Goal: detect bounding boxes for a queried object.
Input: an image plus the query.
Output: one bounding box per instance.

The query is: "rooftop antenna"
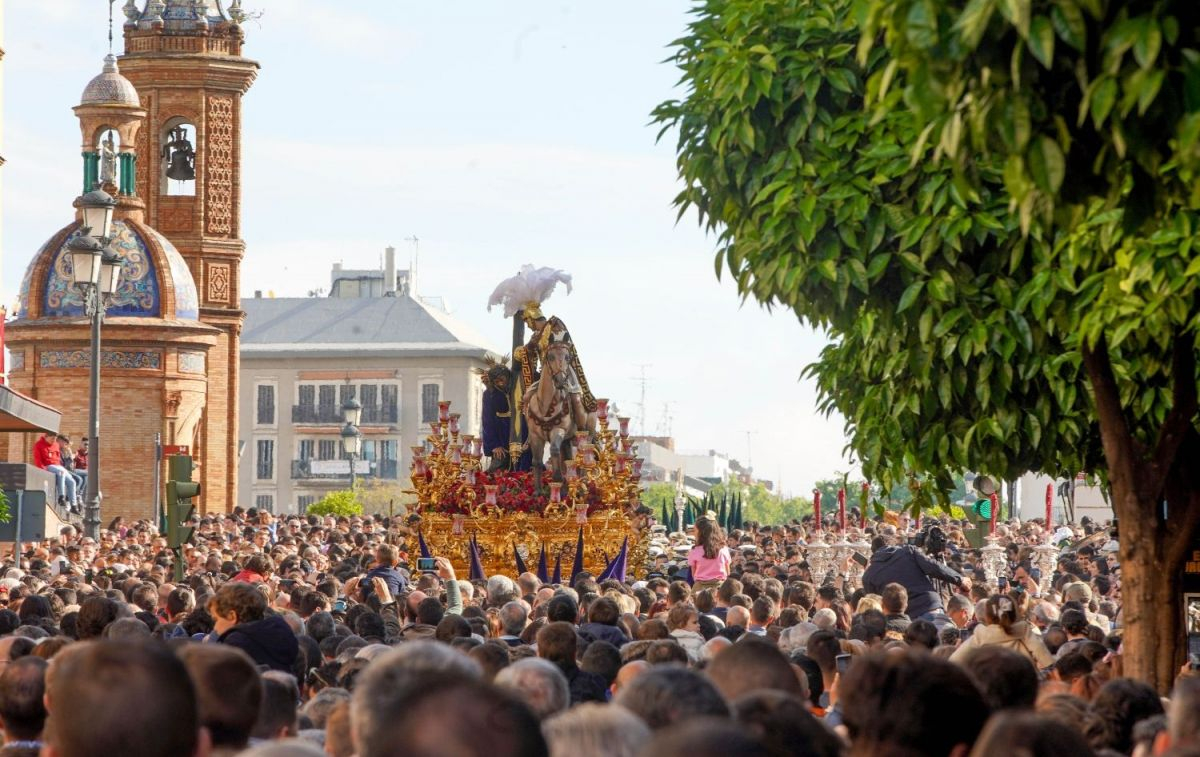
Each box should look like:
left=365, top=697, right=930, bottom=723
left=743, top=430, right=757, bottom=472
left=630, top=364, right=652, bottom=436
left=657, top=401, right=675, bottom=437
left=404, top=236, right=420, bottom=297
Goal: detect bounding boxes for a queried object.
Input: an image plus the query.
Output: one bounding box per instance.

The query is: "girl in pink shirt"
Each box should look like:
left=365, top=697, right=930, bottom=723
left=688, top=516, right=731, bottom=590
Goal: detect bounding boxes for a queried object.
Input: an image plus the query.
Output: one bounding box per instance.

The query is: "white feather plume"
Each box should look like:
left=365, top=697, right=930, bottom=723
left=487, top=265, right=573, bottom=318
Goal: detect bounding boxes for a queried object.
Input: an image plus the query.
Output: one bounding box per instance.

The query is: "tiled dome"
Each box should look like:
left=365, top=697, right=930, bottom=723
left=80, top=54, right=140, bottom=107
left=15, top=219, right=199, bottom=322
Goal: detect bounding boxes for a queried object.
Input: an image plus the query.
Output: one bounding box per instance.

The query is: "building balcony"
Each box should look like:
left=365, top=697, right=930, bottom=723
left=291, top=405, right=399, bottom=424
left=291, top=458, right=400, bottom=481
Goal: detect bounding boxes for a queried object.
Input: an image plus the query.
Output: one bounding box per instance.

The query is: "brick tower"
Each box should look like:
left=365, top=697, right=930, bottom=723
left=118, top=0, right=259, bottom=513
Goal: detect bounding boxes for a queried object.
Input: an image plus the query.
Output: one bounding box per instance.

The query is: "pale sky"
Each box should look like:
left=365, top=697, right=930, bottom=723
left=1, top=1, right=856, bottom=495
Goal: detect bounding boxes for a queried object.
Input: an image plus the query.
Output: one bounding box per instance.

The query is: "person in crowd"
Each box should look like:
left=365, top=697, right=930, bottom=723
left=494, top=658, right=570, bottom=720
left=688, top=516, right=731, bottom=591
left=42, top=640, right=203, bottom=757
left=537, top=621, right=607, bottom=705
left=31, top=432, right=77, bottom=511
left=541, top=702, right=651, bottom=757
left=176, top=644, right=262, bottom=757
left=951, top=593, right=1054, bottom=669
left=210, top=581, right=300, bottom=672
left=0, top=656, right=47, bottom=757
left=863, top=531, right=970, bottom=621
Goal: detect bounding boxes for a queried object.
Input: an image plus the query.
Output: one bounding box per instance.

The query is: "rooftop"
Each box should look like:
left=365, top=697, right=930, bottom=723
left=241, top=293, right=498, bottom=359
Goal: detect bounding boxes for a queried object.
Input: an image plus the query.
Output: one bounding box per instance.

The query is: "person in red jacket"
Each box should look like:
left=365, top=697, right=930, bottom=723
left=31, top=431, right=77, bottom=509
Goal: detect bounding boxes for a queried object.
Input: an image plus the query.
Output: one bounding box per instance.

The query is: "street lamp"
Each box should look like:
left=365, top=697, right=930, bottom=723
left=340, top=394, right=362, bottom=489
left=68, top=187, right=122, bottom=539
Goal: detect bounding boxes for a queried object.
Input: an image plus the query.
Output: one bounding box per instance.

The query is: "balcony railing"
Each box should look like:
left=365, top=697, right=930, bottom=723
left=291, top=458, right=400, bottom=480
left=292, top=405, right=399, bottom=424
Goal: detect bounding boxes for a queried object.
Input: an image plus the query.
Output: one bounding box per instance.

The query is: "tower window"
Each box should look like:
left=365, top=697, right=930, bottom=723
left=161, top=120, right=197, bottom=196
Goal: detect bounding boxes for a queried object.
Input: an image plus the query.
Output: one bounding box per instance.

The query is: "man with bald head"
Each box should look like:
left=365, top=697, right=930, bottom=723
left=726, top=605, right=751, bottom=629
left=610, top=660, right=649, bottom=697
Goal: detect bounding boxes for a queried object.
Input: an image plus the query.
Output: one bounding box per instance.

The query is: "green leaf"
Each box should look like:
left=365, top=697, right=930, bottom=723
left=1027, top=15, right=1055, bottom=68
left=1028, top=135, right=1066, bottom=193
left=1132, top=18, right=1162, bottom=69
left=906, top=0, right=940, bottom=49
left=1001, top=0, right=1032, bottom=38
left=1090, top=77, right=1117, bottom=128
left=1051, top=0, right=1086, bottom=50
left=1137, top=69, right=1164, bottom=115
left=956, top=0, right=997, bottom=49
left=898, top=280, right=926, bottom=313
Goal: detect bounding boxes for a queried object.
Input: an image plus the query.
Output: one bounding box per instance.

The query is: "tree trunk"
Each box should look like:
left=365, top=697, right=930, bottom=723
left=1083, top=341, right=1200, bottom=693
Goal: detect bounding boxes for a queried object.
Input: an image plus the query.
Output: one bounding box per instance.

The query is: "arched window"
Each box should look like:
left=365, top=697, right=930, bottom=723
left=161, top=118, right=197, bottom=196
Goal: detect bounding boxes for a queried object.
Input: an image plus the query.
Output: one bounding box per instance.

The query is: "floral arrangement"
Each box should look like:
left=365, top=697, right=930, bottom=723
left=422, top=469, right=612, bottom=516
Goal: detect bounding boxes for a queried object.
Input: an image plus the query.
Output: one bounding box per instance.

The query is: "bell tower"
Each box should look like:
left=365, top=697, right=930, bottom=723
left=118, top=0, right=258, bottom=513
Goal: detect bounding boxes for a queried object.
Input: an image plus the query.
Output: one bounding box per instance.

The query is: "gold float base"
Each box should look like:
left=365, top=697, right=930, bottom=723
left=416, top=508, right=642, bottom=580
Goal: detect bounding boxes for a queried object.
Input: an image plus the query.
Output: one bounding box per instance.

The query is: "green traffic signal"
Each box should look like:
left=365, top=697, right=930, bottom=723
left=166, top=454, right=201, bottom=581
left=973, top=498, right=992, bottom=519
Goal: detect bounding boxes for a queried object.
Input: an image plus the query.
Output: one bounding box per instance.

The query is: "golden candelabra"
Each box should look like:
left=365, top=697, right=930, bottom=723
left=409, top=399, right=649, bottom=578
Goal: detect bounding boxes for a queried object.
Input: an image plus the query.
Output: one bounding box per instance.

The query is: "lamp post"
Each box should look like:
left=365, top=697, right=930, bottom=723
left=340, top=394, right=362, bottom=490
left=68, top=188, right=120, bottom=540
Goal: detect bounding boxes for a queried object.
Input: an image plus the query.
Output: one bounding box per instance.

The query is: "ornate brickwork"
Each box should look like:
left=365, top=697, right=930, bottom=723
left=207, top=261, right=231, bottom=304
left=9, top=352, right=24, bottom=372
left=165, top=390, right=183, bottom=418
left=157, top=196, right=195, bottom=233
left=135, top=93, right=151, bottom=196
left=206, top=96, right=234, bottom=236
left=179, top=351, right=206, bottom=374
left=40, top=350, right=162, bottom=370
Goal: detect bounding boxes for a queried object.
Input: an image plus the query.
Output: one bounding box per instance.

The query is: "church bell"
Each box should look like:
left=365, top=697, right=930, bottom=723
left=163, top=126, right=196, bottom=182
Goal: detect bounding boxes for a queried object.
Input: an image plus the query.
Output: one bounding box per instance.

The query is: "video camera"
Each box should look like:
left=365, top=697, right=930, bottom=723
left=912, top=525, right=948, bottom=557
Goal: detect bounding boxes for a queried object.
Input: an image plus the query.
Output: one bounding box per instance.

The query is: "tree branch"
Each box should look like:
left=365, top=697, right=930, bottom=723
left=1082, top=339, right=1142, bottom=501
left=1149, top=335, right=1198, bottom=498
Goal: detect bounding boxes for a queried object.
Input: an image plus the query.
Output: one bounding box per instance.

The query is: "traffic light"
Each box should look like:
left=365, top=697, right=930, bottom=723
left=972, top=498, right=992, bottom=520
left=166, top=454, right=201, bottom=581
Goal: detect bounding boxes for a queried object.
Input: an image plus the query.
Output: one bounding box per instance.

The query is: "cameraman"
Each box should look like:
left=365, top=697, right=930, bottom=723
left=862, top=529, right=970, bottom=624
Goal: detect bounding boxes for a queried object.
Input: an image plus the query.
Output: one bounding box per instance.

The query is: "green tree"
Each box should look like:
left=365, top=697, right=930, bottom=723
left=654, top=0, right=1200, bottom=689
left=706, top=478, right=813, bottom=525
left=307, top=490, right=363, bottom=518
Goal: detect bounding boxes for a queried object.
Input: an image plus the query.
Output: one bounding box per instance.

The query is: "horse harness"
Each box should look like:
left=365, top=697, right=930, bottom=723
left=526, top=386, right=571, bottom=433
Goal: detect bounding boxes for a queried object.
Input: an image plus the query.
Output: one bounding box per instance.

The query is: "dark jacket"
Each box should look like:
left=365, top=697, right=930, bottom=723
left=363, top=565, right=409, bottom=601
left=862, top=545, right=964, bottom=620
left=559, top=663, right=608, bottom=705
left=577, top=622, right=629, bottom=650
left=218, top=614, right=299, bottom=673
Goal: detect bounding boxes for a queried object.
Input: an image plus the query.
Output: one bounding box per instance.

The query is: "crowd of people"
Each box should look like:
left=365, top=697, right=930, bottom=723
left=0, top=505, right=1195, bottom=757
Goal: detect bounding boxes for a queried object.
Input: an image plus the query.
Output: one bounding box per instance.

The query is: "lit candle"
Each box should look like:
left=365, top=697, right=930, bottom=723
left=812, top=490, right=822, bottom=532
left=438, top=400, right=451, bottom=423
left=595, top=398, right=609, bottom=420
left=449, top=444, right=462, bottom=464
left=617, top=416, right=631, bottom=436
left=549, top=482, right=562, bottom=503
left=463, top=468, right=477, bottom=485
left=860, top=482, right=869, bottom=529
left=448, top=413, right=461, bottom=436
left=837, top=488, right=846, bottom=532
left=564, top=460, right=578, bottom=479
left=484, top=485, right=498, bottom=506
left=1045, top=482, right=1053, bottom=528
